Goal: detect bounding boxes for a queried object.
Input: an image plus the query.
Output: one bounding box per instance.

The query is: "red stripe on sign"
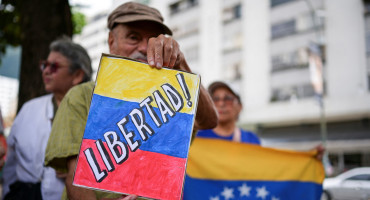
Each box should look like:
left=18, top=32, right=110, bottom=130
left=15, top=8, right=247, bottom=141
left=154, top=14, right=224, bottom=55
left=73, top=139, right=186, bottom=200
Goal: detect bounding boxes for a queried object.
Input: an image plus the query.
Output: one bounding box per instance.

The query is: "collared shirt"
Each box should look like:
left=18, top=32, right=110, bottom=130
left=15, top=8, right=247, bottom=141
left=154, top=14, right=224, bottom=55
left=45, top=82, right=121, bottom=199
left=2, top=94, right=64, bottom=200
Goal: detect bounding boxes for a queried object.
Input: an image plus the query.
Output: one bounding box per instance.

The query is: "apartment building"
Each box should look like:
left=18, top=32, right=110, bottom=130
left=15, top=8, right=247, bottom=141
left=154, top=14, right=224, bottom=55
left=167, top=0, right=370, bottom=172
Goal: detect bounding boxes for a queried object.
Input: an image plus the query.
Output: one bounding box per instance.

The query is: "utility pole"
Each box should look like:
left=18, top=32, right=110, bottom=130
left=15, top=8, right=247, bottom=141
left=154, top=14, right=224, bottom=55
left=303, top=0, right=332, bottom=176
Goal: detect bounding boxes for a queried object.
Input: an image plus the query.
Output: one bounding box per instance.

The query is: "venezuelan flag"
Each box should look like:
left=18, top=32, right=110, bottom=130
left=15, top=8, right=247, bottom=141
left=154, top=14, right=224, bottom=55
left=73, top=55, right=200, bottom=200
left=184, top=138, right=325, bottom=200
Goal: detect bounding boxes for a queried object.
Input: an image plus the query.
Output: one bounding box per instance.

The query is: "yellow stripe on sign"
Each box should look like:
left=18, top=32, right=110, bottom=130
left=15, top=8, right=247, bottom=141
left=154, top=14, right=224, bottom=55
left=187, top=138, right=325, bottom=184
left=94, top=56, right=200, bottom=114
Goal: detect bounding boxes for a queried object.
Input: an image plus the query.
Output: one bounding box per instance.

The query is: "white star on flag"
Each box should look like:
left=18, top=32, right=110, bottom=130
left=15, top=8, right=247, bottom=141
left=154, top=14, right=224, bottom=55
left=238, top=183, right=251, bottom=197
left=256, top=186, right=269, bottom=199
left=221, top=187, right=234, bottom=200
left=210, top=196, right=220, bottom=200
left=271, top=196, right=280, bottom=200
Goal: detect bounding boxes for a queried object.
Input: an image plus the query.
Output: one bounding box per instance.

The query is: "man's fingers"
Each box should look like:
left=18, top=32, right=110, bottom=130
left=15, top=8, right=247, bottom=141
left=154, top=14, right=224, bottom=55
left=168, top=42, right=179, bottom=68
left=147, top=38, right=156, bottom=67
left=162, top=39, right=174, bottom=68
left=147, top=35, right=183, bottom=69
left=153, top=36, right=164, bottom=69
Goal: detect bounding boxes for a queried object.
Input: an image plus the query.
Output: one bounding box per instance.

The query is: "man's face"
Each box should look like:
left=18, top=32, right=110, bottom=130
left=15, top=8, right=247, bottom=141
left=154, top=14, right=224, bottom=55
left=211, top=87, right=242, bottom=124
left=108, top=21, right=164, bottom=63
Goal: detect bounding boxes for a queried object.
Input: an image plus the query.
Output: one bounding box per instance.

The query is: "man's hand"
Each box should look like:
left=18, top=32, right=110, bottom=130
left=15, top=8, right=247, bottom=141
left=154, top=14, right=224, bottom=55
left=146, top=34, right=218, bottom=130
left=66, top=156, right=98, bottom=200
left=67, top=157, right=138, bottom=200
left=313, top=144, right=325, bottom=161
left=147, top=34, right=186, bottom=70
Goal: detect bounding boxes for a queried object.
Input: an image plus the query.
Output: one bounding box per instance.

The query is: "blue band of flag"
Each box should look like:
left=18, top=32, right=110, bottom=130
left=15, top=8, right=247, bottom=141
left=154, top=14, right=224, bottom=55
left=183, top=175, right=323, bottom=200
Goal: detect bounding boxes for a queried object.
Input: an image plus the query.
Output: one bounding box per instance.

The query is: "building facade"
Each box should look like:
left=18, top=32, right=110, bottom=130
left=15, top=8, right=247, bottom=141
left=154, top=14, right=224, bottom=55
left=167, top=0, right=370, bottom=174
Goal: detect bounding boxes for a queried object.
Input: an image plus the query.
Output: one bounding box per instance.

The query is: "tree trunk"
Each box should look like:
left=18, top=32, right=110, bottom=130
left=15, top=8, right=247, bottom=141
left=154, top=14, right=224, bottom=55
left=17, top=0, right=72, bottom=112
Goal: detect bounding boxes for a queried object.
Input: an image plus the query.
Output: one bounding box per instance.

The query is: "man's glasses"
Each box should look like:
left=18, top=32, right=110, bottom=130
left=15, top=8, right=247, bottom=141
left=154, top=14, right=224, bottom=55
left=39, top=60, right=61, bottom=73
left=212, top=95, right=236, bottom=105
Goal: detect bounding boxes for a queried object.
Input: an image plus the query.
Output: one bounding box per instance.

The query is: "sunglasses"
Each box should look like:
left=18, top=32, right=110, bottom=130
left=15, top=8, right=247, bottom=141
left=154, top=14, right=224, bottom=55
left=212, top=95, right=236, bottom=105
left=39, top=60, right=62, bottom=73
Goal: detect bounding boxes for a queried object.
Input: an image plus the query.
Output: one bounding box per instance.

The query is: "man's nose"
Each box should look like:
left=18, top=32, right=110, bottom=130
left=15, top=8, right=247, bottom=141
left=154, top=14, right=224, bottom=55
left=137, top=38, right=149, bottom=54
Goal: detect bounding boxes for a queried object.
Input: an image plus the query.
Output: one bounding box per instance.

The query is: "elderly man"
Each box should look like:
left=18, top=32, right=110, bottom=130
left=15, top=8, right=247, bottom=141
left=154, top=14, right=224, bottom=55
left=44, top=2, right=217, bottom=200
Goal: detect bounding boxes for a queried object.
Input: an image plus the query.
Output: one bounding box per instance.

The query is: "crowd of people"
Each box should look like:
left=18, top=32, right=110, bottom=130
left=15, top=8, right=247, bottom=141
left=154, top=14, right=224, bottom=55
left=0, top=2, right=324, bottom=200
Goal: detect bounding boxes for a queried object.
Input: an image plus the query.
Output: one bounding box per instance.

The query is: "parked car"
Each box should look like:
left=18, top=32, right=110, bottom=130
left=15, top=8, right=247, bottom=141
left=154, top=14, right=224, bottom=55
left=321, top=167, right=370, bottom=200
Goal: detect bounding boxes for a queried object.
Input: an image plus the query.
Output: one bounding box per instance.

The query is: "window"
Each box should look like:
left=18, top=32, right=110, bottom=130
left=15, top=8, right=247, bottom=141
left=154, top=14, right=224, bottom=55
left=170, top=0, right=199, bottom=15
left=364, top=5, right=370, bottom=91
left=271, top=48, right=309, bottom=72
left=271, top=19, right=296, bottom=39
left=234, top=4, right=241, bottom=19
left=223, top=4, right=242, bottom=24
left=170, top=2, right=180, bottom=15
left=171, top=20, right=199, bottom=39
left=271, top=12, right=324, bottom=41
left=271, top=0, right=297, bottom=7
left=234, top=63, right=242, bottom=80
left=347, top=174, right=370, bottom=181
left=270, top=84, right=315, bottom=102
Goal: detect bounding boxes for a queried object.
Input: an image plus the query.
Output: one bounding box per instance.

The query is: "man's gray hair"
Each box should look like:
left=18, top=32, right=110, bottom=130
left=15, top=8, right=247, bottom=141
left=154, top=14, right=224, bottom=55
left=49, top=36, right=92, bottom=82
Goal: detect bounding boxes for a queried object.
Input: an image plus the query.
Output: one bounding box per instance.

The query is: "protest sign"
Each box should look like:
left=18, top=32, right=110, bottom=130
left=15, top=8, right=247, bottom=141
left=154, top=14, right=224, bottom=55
left=73, top=54, right=200, bottom=200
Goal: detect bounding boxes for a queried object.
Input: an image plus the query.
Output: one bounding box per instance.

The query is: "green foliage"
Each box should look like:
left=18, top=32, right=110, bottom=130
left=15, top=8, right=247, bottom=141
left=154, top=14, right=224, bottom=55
left=0, top=2, right=22, bottom=65
left=0, top=2, right=86, bottom=64
left=72, top=8, right=86, bottom=35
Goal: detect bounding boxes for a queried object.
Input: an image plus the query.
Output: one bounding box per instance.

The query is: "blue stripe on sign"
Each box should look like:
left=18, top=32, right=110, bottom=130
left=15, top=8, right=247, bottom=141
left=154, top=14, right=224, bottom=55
left=83, top=94, right=195, bottom=158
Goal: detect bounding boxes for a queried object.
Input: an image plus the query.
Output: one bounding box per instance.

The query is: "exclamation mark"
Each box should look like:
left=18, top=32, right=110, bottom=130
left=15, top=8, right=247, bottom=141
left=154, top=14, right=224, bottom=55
left=176, top=73, right=192, bottom=107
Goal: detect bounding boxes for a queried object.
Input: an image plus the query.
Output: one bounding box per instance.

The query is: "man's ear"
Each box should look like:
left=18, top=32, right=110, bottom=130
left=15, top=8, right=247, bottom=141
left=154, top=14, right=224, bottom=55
left=72, top=69, right=85, bottom=85
left=108, top=31, right=115, bottom=53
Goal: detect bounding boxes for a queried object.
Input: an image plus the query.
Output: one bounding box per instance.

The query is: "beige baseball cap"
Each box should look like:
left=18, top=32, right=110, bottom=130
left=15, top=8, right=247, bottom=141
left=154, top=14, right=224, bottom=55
left=107, top=2, right=172, bottom=35
left=208, top=81, right=241, bottom=104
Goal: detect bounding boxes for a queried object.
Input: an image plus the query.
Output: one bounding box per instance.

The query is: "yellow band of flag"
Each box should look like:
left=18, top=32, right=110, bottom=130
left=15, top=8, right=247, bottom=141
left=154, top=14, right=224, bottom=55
left=187, top=138, right=325, bottom=184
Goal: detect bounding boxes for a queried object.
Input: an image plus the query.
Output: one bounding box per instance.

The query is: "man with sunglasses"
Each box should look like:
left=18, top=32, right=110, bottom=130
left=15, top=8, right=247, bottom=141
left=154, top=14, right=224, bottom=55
left=197, top=81, right=261, bottom=144
left=44, top=2, right=218, bottom=200
left=2, top=36, right=92, bottom=200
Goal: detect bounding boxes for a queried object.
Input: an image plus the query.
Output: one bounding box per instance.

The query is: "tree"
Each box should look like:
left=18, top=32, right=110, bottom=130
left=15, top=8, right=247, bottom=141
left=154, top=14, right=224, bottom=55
left=72, top=8, right=87, bottom=35
left=1, top=0, right=74, bottom=112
